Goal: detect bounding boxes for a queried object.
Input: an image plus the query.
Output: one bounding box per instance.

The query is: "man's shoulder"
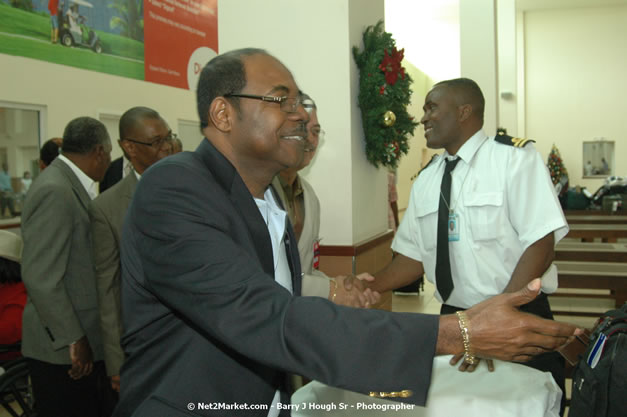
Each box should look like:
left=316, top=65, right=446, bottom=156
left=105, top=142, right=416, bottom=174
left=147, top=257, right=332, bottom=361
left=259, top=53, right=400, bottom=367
left=91, top=175, right=134, bottom=212
left=493, top=134, right=536, bottom=149
left=411, top=154, right=440, bottom=182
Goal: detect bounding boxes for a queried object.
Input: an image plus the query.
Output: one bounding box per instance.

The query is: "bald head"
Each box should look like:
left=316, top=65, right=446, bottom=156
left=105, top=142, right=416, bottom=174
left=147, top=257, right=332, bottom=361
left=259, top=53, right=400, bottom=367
left=119, top=107, right=162, bottom=139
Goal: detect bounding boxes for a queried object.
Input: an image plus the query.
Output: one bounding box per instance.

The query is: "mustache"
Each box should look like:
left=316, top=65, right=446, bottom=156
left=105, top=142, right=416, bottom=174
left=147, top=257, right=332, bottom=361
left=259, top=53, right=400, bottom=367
left=288, top=123, right=307, bottom=138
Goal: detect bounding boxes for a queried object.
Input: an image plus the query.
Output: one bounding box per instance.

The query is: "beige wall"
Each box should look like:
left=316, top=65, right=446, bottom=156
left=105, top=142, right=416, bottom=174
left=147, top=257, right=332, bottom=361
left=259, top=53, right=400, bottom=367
left=394, top=61, right=437, bottom=216
left=0, top=54, right=199, bottom=163
left=523, top=4, right=627, bottom=192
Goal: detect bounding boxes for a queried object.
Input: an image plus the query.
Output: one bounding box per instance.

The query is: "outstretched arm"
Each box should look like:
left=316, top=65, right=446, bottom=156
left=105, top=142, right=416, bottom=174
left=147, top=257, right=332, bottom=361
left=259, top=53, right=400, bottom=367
left=371, top=253, right=424, bottom=293
left=437, top=279, right=580, bottom=361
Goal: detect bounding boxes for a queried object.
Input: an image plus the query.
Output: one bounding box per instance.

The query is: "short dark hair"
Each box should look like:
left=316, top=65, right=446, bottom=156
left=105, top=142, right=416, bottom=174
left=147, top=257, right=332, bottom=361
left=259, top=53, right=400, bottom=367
left=119, top=106, right=162, bottom=139
left=40, top=138, right=62, bottom=166
left=61, top=117, right=110, bottom=155
left=0, top=258, right=21, bottom=284
left=434, top=78, right=485, bottom=122
left=196, top=48, right=268, bottom=129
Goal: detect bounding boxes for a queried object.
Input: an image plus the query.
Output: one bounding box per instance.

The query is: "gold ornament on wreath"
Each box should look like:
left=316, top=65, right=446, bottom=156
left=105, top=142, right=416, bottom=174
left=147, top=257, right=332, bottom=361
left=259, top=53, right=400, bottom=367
left=383, top=110, right=396, bottom=127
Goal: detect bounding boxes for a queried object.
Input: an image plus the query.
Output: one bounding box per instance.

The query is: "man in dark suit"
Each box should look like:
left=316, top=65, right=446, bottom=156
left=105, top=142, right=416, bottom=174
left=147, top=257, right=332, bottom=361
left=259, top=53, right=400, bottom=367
left=21, top=116, right=113, bottom=417
left=89, top=106, right=173, bottom=394
left=98, top=156, right=124, bottom=193
left=114, top=49, right=579, bottom=417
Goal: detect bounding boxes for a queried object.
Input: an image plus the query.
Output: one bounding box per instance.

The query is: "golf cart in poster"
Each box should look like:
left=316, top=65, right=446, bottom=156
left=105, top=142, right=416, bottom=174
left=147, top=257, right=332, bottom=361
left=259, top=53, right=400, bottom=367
left=59, top=0, right=102, bottom=53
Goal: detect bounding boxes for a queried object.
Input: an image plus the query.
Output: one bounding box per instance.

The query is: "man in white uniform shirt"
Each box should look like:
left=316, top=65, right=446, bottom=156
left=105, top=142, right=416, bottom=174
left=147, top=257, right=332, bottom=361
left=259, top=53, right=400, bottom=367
left=371, top=78, right=568, bottom=415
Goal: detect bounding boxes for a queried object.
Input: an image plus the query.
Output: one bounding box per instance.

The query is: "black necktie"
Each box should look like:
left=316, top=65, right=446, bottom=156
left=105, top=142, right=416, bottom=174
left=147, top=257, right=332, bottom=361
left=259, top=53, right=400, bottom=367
left=436, top=158, right=460, bottom=302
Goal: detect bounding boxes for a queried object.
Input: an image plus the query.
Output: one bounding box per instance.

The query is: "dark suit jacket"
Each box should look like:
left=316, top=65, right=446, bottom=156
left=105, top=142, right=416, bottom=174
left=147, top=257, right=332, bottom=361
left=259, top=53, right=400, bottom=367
left=114, top=139, right=438, bottom=416
left=89, top=172, right=138, bottom=376
left=21, top=157, right=103, bottom=364
left=99, top=156, right=123, bottom=193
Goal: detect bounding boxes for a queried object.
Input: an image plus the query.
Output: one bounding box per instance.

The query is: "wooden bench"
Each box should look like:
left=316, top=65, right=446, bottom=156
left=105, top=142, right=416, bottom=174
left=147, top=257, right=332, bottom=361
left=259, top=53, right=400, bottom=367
left=565, top=224, right=627, bottom=242
left=564, top=210, right=622, bottom=216
left=555, top=242, right=627, bottom=263
left=553, top=260, right=627, bottom=317
left=566, top=214, right=627, bottom=224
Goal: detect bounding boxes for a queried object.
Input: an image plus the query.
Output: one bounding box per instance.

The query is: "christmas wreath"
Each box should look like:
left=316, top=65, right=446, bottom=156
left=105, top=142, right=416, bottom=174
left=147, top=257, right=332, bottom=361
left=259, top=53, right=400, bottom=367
left=352, top=20, right=418, bottom=169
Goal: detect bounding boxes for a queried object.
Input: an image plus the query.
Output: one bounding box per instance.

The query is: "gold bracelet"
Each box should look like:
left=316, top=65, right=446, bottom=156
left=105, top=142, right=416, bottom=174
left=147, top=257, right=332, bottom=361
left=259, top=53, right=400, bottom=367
left=455, top=311, right=478, bottom=365
left=329, top=278, right=338, bottom=302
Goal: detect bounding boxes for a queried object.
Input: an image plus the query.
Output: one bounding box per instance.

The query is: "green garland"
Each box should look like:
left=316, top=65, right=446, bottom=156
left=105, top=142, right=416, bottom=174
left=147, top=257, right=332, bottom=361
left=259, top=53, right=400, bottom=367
left=352, top=20, right=418, bottom=169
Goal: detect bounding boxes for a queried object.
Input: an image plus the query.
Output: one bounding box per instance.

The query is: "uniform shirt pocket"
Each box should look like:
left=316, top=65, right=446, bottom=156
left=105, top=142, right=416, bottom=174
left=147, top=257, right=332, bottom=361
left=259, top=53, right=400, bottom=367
left=464, top=192, right=504, bottom=241
left=415, top=200, right=439, bottom=250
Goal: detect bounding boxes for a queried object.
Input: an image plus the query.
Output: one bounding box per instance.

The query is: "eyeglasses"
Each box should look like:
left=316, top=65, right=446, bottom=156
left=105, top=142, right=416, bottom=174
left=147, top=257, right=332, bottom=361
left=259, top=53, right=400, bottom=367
left=302, top=98, right=316, bottom=115
left=122, top=131, right=176, bottom=149
left=224, top=93, right=304, bottom=114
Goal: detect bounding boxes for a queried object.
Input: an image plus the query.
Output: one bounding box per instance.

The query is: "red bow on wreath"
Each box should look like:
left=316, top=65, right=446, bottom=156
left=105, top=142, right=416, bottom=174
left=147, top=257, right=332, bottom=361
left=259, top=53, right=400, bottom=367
left=379, top=48, right=406, bottom=85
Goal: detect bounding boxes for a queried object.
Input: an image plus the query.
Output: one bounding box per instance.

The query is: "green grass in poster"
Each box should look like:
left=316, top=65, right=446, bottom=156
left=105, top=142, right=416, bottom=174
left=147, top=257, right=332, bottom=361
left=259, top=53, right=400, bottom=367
left=0, top=33, right=144, bottom=79
left=0, top=2, right=144, bottom=79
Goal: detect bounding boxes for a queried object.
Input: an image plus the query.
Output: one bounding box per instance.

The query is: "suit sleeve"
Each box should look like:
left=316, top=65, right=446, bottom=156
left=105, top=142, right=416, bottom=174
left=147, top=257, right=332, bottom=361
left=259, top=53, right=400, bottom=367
left=89, top=199, right=124, bottom=376
left=21, top=183, right=84, bottom=350
left=129, top=163, right=438, bottom=405
left=301, top=270, right=331, bottom=298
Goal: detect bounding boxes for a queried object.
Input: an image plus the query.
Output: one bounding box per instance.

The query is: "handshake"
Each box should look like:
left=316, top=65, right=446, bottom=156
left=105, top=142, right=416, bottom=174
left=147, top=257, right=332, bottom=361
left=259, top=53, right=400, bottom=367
left=327, top=273, right=380, bottom=308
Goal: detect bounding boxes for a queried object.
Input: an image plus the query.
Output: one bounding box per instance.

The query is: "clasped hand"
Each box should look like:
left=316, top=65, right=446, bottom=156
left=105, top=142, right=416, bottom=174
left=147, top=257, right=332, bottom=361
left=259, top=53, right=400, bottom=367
left=330, top=273, right=380, bottom=308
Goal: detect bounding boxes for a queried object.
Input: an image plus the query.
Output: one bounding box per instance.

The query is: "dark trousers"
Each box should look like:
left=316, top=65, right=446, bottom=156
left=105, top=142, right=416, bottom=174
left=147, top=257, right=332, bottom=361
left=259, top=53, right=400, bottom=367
left=28, top=358, right=117, bottom=417
left=441, top=293, right=566, bottom=417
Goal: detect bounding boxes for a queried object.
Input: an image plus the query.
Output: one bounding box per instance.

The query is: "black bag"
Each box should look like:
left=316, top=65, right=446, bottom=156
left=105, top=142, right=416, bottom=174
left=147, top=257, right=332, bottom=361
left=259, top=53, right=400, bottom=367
left=569, top=304, right=627, bottom=417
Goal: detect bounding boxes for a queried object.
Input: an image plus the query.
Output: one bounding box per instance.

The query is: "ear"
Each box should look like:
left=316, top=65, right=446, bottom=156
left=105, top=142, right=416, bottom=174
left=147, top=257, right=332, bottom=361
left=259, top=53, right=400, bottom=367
left=209, top=98, right=233, bottom=133
left=119, top=140, right=136, bottom=158
left=458, top=104, right=473, bottom=123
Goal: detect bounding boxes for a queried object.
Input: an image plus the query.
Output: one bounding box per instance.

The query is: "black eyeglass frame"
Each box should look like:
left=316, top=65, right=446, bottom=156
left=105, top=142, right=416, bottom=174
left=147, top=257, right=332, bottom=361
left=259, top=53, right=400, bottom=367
left=121, top=131, right=177, bottom=148
left=224, top=93, right=304, bottom=113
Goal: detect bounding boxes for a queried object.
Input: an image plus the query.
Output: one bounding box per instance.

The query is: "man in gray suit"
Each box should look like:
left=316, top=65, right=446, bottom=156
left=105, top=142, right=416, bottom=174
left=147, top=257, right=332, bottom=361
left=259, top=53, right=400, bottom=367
left=21, top=116, right=113, bottom=417
left=89, top=107, right=173, bottom=393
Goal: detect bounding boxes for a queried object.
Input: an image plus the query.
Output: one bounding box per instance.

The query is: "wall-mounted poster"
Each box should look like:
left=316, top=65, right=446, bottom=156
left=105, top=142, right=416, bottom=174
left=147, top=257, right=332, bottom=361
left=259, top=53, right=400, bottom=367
left=0, top=0, right=218, bottom=90
left=583, top=140, right=614, bottom=178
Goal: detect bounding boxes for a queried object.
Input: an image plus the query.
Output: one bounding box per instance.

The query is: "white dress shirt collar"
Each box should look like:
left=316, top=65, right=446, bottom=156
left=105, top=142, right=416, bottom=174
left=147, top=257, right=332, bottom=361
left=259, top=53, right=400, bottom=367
left=58, top=154, right=98, bottom=200
left=254, top=187, right=292, bottom=417
left=441, top=128, right=488, bottom=165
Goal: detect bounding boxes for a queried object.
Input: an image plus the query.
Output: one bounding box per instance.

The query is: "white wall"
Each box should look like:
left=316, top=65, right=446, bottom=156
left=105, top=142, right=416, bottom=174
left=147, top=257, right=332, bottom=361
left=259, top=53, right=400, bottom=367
left=524, top=5, right=627, bottom=191
left=0, top=54, right=199, bottom=162
left=385, top=1, right=459, bottom=215
left=219, top=0, right=387, bottom=245
left=459, top=0, right=498, bottom=135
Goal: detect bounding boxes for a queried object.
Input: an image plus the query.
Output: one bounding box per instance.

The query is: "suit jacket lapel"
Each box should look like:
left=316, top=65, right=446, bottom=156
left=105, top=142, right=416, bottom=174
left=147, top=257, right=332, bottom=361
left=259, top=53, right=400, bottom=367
left=195, top=139, right=275, bottom=278
left=121, top=172, right=138, bottom=202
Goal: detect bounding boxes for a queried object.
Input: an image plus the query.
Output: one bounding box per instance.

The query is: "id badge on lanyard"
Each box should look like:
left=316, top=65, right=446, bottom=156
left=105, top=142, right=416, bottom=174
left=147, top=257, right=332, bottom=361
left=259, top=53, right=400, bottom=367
left=448, top=213, right=460, bottom=241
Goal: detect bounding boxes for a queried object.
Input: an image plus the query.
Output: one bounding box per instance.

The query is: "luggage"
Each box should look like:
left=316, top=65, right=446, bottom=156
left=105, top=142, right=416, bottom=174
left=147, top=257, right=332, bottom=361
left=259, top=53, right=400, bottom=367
left=568, top=304, right=627, bottom=417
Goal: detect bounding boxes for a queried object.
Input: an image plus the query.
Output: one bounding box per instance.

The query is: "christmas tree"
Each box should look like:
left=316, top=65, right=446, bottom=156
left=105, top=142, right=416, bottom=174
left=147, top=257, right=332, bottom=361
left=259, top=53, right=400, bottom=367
left=547, top=144, right=568, bottom=195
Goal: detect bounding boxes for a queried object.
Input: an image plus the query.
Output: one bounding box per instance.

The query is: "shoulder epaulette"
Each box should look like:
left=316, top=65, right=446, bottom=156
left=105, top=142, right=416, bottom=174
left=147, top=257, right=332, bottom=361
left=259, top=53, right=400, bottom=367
left=494, top=134, right=535, bottom=148
left=410, top=154, right=438, bottom=181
